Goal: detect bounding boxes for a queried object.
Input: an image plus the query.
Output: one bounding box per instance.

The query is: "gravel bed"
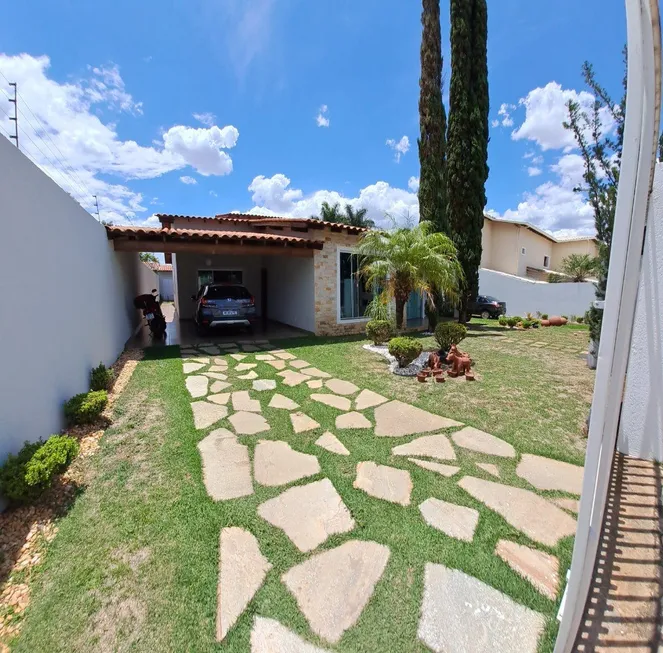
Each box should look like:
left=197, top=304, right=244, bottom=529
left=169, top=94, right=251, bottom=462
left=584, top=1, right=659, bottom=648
left=363, top=343, right=430, bottom=376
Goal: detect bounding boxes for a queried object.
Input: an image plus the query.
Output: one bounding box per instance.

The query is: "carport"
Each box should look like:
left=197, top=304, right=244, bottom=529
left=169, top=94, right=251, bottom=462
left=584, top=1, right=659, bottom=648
left=106, top=224, right=323, bottom=344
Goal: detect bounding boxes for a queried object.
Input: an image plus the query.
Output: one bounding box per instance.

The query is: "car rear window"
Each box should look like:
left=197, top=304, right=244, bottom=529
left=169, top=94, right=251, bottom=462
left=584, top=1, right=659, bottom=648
left=205, top=285, right=251, bottom=300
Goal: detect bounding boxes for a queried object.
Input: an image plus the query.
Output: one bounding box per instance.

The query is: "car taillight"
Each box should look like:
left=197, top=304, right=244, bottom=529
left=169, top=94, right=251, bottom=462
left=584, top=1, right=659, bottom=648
left=201, top=298, right=209, bottom=306
left=249, top=295, right=255, bottom=306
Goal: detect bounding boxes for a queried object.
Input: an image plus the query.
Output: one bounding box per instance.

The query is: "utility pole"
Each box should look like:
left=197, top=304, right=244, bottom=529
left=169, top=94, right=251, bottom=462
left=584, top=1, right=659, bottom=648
left=93, top=195, right=101, bottom=221
left=8, top=82, right=18, bottom=149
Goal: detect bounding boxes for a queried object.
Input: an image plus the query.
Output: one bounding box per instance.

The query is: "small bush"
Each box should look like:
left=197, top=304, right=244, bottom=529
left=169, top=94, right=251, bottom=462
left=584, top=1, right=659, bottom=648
left=25, top=436, right=79, bottom=487
left=562, top=315, right=568, bottom=320
left=90, top=362, right=114, bottom=392
left=434, top=322, right=468, bottom=351
left=569, top=314, right=577, bottom=324
left=388, top=337, right=423, bottom=367
left=576, top=315, right=584, bottom=324
left=521, top=319, right=533, bottom=329
left=0, top=441, right=43, bottom=503
left=506, top=316, right=519, bottom=328
left=498, top=315, right=508, bottom=327
left=541, top=313, right=549, bottom=320
left=366, top=320, right=393, bottom=345
left=64, top=390, right=108, bottom=425
left=525, top=312, right=534, bottom=320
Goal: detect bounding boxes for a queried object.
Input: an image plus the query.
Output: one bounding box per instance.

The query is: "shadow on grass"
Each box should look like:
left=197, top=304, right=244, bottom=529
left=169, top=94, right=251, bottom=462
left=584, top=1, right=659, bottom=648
left=142, top=345, right=182, bottom=361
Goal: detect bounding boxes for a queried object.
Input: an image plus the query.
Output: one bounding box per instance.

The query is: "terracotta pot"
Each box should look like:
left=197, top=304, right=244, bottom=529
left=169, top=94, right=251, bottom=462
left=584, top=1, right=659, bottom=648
left=549, top=316, right=565, bottom=326
left=434, top=374, right=445, bottom=383
left=421, top=369, right=431, bottom=377
left=417, top=372, right=427, bottom=383
left=540, top=319, right=550, bottom=327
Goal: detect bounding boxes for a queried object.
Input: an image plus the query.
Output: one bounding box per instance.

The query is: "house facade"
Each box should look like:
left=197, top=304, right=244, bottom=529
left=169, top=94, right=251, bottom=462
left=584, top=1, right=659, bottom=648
left=481, top=215, right=598, bottom=281
left=106, top=214, right=377, bottom=337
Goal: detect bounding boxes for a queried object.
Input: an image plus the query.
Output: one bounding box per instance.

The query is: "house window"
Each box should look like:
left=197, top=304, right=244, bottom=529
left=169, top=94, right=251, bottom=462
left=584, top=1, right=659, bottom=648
left=197, top=270, right=243, bottom=288
left=339, top=251, right=370, bottom=320
left=543, top=255, right=550, bottom=268
left=521, top=247, right=526, bottom=255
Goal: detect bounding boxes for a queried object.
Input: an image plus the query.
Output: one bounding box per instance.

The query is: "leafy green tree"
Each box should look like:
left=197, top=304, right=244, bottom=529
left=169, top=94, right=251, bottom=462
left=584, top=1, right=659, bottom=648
left=343, top=204, right=375, bottom=229
left=356, top=222, right=463, bottom=331
left=446, top=0, right=490, bottom=322
left=417, top=0, right=448, bottom=232
left=140, top=252, right=158, bottom=264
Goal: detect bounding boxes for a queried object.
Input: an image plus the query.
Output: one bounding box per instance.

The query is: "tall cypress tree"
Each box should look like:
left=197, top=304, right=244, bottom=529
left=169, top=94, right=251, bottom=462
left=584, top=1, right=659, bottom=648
left=417, top=0, right=448, bottom=233
left=446, top=0, right=489, bottom=321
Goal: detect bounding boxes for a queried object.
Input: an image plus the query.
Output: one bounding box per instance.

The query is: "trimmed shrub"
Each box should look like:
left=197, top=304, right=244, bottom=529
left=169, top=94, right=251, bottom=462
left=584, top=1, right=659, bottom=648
left=498, top=315, right=508, bottom=327
left=0, top=441, right=43, bottom=503
left=506, top=316, right=519, bottom=328
left=576, top=315, right=584, bottom=324
left=25, top=436, right=79, bottom=487
left=521, top=319, right=533, bottom=329
left=388, top=337, right=423, bottom=367
left=90, top=362, right=114, bottom=392
left=366, top=320, right=393, bottom=346
left=64, top=390, right=108, bottom=425
left=541, top=313, right=549, bottom=320
left=434, top=322, right=468, bottom=352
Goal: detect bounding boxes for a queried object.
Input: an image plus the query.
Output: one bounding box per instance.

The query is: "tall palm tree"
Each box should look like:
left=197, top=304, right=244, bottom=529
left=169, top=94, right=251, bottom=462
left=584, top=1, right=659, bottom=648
left=356, top=221, right=463, bottom=330
left=559, top=254, right=600, bottom=282
left=312, top=201, right=347, bottom=223
left=343, top=204, right=375, bottom=229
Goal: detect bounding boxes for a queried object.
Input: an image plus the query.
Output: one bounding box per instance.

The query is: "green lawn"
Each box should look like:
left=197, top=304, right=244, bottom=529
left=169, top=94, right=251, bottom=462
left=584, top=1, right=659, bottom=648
left=12, top=321, right=593, bottom=653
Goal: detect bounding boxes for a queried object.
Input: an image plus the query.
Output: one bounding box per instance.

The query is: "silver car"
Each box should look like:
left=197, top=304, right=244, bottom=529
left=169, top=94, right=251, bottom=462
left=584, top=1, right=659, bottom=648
left=193, top=284, right=257, bottom=332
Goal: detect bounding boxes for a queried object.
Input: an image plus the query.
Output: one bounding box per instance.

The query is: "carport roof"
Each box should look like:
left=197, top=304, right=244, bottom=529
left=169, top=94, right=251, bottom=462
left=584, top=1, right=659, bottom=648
left=105, top=225, right=324, bottom=250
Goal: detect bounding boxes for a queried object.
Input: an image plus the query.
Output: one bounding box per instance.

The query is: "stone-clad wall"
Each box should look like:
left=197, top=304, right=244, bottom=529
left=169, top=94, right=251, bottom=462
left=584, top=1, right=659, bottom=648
left=314, top=231, right=367, bottom=336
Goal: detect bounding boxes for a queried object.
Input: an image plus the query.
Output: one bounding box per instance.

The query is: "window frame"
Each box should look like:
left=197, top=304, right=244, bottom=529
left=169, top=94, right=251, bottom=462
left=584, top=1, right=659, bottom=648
left=543, top=255, right=550, bottom=268
left=336, top=247, right=371, bottom=324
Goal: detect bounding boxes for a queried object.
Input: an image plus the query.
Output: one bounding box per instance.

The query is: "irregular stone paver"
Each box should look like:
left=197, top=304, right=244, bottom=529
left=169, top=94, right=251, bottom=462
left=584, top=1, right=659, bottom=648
left=306, top=379, right=323, bottom=389
left=311, top=393, right=352, bottom=411
left=282, top=540, right=390, bottom=644
left=255, top=354, right=275, bottom=361
left=191, top=357, right=210, bottom=364
left=203, top=372, right=228, bottom=381
left=418, top=563, right=545, bottom=653
left=392, top=434, right=456, bottom=461
left=325, top=379, right=360, bottom=396
left=516, top=454, right=584, bottom=495
left=218, top=343, right=237, bottom=349
left=200, top=346, right=220, bottom=355
left=254, top=440, right=321, bottom=487
left=191, top=401, right=228, bottom=429
left=210, top=380, right=231, bottom=393
left=458, top=477, right=577, bottom=546
left=354, top=389, right=388, bottom=410
left=265, top=359, right=287, bottom=370
left=476, top=462, right=500, bottom=478
left=238, top=370, right=259, bottom=380
left=495, top=540, right=560, bottom=600
left=231, top=391, right=261, bottom=413
left=212, top=358, right=229, bottom=366
left=300, top=367, right=332, bottom=378
left=451, top=426, right=516, bottom=458
left=229, top=411, right=270, bottom=435
left=250, top=617, right=329, bottom=653
left=290, top=359, right=310, bottom=369
left=186, top=375, right=209, bottom=398
left=241, top=344, right=260, bottom=352
left=374, top=400, right=462, bottom=437
left=253, top=379, right=276, bottom=391
left=315, top=432, right=350, bottom=456
left=273, top=351, right=297, bottom=360
left=235, top=362, right=257, bottom=372
left=290, top=411, right=320, bottom=433
left=208, top=392, right=231, bottom=406
left=230, top=353, right=247, bottom=361
left=217, top=528, right=271, bottom=641
left=408, top=458, right=460, bottom=477
left=258, top=478, right=355, bottom=552
left=336, top=411, right=372, bottom=430
left=198, top=429, right=253, bottom=500
left=278, top=369, right=310, bottom=387
left=552, top=497, right=579, bottom=513
left=183, top=362, right=206, bottom=374
left=419, top=498, right=479, bottom=542
left=354, top=461, right=412, bottom=506
left=268, top=394, right=299, bottom=410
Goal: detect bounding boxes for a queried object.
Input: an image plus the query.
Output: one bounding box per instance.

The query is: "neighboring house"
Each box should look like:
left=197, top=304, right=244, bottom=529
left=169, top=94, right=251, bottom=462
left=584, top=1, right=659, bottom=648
left=106, top=214, right=371, bottom=336
left=146, top=262, right=174, bottom=300
left=481, top=215, right=598, bottom=281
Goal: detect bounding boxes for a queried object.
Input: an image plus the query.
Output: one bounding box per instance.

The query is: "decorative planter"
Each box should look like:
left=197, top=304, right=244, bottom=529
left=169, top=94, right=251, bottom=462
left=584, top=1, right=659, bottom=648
left=434, top=374, right=445, bottom=383
left=417, top=372, right=428, bottom=383
left=549, top=316, right=566, bottom=326
left=541, top=319, right=551, bottom=327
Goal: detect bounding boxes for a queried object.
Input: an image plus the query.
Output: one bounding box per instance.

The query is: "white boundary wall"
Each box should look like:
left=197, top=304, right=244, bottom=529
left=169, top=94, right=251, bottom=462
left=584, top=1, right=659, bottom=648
left=618, top=163, right=663, bottom=459
left=0, top=136, right=156, bottom=489
left=479, top=268, right=596, bottom=317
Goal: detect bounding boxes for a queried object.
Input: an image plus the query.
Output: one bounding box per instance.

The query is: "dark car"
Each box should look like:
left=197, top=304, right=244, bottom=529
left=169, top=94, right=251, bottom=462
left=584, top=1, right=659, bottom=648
left=469, top=295, right=507, bottom=319
left=193, top=284, right=257, bottom=332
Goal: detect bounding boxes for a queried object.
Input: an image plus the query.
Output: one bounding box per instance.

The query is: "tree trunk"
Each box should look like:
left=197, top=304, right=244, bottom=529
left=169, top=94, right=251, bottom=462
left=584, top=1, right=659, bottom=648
left=395, top=296, right=406, bottom=331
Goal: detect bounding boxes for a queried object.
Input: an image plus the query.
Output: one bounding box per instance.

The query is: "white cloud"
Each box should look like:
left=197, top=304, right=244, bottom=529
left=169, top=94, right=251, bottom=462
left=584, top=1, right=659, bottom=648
left=246, top=173, right=419, bottom=228
left=180, top=175, right=198, bottom=185
left=492, top=102, right=516, bottom=128
left=316, top=104, right=330, bottom=128
left=527, top=167, right=542, bottom=177
left=210, top=190, right=218, bottom=197
left=0, top=53, right=240, bottom=224
left=386, top=135, right=410, bottom=162
left=524, top=152, right=544, bottom=165
left=193, top=112, right=216, bottom=127
left=550, top=153, right=585, bottom=188
left=511, top=81, right=615, bottom=151
left=408, top=176, right=420, bottom=192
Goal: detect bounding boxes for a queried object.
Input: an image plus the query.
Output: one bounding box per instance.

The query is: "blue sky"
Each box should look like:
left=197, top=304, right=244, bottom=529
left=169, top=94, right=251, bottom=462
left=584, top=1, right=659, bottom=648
left=0, top=0, right=626, bottom=236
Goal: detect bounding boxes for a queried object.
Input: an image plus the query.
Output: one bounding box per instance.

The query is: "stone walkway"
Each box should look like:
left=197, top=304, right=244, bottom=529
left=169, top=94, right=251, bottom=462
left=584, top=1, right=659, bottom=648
left=180, top=342, right=584, bottom=651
